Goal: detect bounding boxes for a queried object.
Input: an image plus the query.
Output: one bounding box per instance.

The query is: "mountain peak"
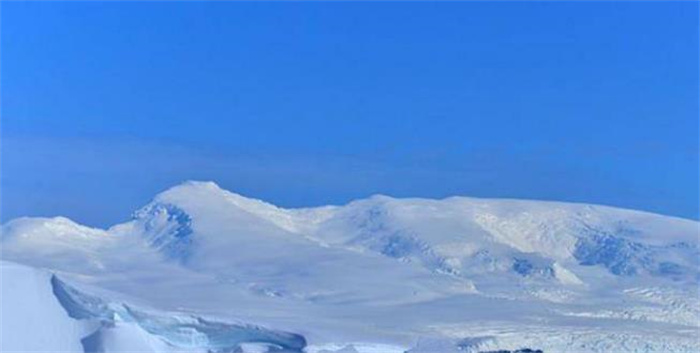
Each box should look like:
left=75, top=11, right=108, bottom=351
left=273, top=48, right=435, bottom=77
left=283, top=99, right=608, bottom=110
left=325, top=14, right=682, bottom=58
left=154, top=180, right=275, bottom=211
left=148, top=180, right=309, bottom=234
left=157, top=180, right=225, bottom=197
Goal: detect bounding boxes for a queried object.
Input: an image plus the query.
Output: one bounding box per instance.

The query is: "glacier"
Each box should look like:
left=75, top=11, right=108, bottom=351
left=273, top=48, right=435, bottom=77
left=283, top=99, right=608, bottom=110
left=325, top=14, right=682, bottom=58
left=1, top=181, right=699, bottom=352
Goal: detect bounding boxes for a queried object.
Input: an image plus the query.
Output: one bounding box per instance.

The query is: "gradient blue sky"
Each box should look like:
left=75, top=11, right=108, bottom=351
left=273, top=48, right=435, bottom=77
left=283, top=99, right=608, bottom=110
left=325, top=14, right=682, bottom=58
left=2, top=1, right=698, bottom=227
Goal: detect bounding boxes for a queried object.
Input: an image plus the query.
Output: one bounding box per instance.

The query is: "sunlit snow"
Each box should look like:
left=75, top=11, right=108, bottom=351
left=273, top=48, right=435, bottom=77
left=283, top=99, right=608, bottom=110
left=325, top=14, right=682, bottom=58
left=1, top=181, right=698, bottom=352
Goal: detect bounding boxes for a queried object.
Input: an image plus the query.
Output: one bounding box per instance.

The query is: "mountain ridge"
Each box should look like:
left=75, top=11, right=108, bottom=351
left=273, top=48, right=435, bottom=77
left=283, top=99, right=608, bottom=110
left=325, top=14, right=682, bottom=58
left=1, top=180, right=698, bottom=352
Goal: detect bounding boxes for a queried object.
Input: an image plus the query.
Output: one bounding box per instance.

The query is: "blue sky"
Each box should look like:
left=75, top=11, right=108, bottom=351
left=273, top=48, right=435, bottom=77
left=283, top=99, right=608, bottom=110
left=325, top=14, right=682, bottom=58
left=2, top=1, right=698, bottom=227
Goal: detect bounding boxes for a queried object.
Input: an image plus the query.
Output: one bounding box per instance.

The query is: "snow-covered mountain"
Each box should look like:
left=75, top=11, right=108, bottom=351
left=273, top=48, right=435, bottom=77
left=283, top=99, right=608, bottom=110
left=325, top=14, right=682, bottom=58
left=1, top=181, right=699, bottom=352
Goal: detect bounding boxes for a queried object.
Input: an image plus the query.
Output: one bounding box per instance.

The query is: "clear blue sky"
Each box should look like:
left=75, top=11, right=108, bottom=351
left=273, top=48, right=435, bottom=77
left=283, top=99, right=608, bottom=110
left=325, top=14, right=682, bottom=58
left=1, top=1, right=698, bottom=227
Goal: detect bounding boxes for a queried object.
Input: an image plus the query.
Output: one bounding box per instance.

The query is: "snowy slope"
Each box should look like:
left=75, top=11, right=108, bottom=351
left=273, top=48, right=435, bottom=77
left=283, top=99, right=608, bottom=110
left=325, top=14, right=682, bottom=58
left=0, top=261, right=308, bottom=353
left=1, top=181, right=699, bottom=352
left=0, top=261, right=90, bottom=352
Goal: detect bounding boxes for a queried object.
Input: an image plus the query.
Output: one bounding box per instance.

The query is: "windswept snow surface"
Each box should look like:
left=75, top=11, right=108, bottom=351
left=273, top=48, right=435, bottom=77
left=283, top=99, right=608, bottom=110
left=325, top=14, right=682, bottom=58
left=1, top=181, right=699, bottom=352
